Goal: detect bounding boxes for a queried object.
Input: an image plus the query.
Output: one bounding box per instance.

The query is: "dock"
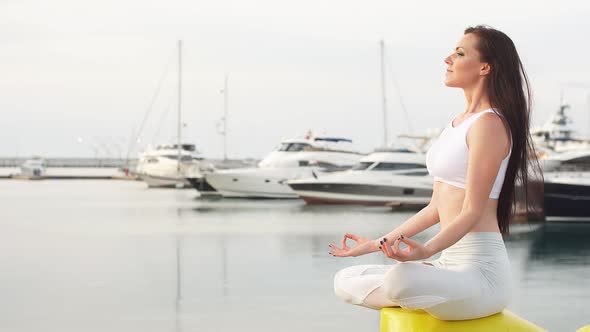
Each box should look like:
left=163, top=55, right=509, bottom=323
left=6, top=174, right=137, bottom=181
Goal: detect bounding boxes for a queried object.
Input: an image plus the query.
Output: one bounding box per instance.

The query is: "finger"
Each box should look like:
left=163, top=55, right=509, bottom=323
left=341, top=237, right=349, bottom=250
left=393, top=238, right=401, bottom=254
left=329, top=244, right=342, bottom=250
left=400, top=236, right=420, bottom=248
left=393, top=238, right=412, bottom=258
left=381, top=238, right=396, bottom=258
left=383, top=245, right=403, bottom=261
left=331, top=251, right=346, bottom=257
left=379, top=239, right=389, bottom=257
left=345, top=233, right=359, bottom=241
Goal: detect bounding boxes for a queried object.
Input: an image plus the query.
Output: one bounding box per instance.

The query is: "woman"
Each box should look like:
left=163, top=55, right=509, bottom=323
left=329, top=25, right=541, bottom=320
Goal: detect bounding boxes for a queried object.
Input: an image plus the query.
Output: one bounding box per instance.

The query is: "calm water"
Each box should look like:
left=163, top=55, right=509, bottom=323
left=0, top=179, right=588, bottom=331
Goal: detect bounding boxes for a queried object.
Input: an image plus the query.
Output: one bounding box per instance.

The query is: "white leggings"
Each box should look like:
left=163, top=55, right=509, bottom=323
left=333, top=232, right=512, bottom=320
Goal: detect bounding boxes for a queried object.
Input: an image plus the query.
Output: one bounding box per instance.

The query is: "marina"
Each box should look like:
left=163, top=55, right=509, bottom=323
left=3, top=1, right=590, bottom=330
left=0, top=179, right=588, bottom=331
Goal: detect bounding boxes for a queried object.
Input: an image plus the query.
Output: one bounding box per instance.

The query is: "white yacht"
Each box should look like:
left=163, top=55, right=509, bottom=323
left=204, top=134, right=364, bottom=198
left=287, top=148, right=432, bottom=205
left=136, top=144, right=211, bottom=188
left=532, top=103, right=590, bottom=153
left=20, top=157, right=46, bottom=177
left=541, top=148, right=590, bottom=171
left=532, top=102, right=590, bottom=171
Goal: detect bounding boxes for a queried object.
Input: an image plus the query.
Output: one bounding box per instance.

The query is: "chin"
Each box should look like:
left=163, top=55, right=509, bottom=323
left=444, top=80, right=459, bottom=88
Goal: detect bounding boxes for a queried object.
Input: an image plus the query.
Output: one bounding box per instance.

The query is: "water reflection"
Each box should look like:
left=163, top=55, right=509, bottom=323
left=504, top=222, right=590, bottom=331
left=175, top=201, right=590, bottom=331
left=527, top=223, right=590, bottom=265
left=6, top=179, right=583, bottom=332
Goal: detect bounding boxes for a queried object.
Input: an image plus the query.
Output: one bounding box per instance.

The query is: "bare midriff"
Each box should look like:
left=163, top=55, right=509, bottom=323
left=433, top=181, right=501, bottom=233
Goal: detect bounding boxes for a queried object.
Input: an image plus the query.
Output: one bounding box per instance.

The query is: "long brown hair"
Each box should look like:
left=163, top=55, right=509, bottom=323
left=464, top=25, right=543, bottom=234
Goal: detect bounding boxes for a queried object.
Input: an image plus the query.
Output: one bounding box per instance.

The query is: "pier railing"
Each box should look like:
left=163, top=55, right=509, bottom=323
left=0, top=158, right=137, bottom=168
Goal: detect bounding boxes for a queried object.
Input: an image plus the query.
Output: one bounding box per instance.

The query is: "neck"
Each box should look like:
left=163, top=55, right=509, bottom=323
left=463, top=79, right=491, bottom=114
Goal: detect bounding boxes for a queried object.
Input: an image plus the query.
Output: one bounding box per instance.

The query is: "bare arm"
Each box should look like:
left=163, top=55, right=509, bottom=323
left=381, top=201, right=440, bottom=243
left=335, top=191, right=440, bottom=257
left=424, top=113, right=509, bottom=256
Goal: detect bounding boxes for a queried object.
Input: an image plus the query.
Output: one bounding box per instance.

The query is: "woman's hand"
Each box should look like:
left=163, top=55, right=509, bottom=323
left=329, top=233, right=373, bottom=257
left=379, top=235, right=432, bottom=262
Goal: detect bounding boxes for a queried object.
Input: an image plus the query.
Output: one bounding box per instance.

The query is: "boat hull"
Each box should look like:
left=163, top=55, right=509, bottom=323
left=138, top=174, right=192, bottom=188
left=289, top=182, right=432, bottom=206
left=205, top=168, right=319, bottom=198
left=544, top=181, right=590, bottom=218
left=186, top=177, right=220, bottom=196
left=20, top=166, right=45, bottom=177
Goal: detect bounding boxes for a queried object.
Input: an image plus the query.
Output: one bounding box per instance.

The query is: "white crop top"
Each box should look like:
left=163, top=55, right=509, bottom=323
left=425, top=109, right=511, bottom=199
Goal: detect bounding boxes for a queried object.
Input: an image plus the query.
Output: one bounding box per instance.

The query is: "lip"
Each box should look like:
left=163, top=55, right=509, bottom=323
left=446, top=69, right=453, bottom=72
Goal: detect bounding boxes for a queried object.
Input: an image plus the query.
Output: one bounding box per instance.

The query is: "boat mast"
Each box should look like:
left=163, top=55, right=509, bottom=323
left=380, top=40, right=388, bottom=147
left=223, top=74, right=229, bottom=160
left=177, top=40, right=182, bottom=172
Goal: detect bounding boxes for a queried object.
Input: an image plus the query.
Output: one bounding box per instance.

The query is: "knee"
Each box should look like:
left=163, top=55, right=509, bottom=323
left=333, top=265, right=367, bottom=288
left=333, top=265, right=376, bottom=305
left=334, top=285, right=357, bottom=304
left=381, top=263, right=416, bottom=301
left=333, top=267, right=355, bottom=304
left=333, top=266, right=351, bottom=287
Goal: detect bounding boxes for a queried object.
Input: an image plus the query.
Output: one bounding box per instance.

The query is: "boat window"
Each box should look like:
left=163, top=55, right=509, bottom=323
left=402, top=170, right=430, bottom=176
left=147, top=157, right=159, bottom=163
left=372, top=163, right=424, bottom=171
left=278, top=143, right=312, bottom=152
left=566, top=155, right=590, bottom=165
left=351, top=162, right=373, bottom=170
left=162, top=155, right=188, bottom=160
left=181, top=144, right=196, bottom=152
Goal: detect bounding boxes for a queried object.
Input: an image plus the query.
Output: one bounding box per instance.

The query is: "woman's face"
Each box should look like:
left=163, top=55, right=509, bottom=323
left=444, top=33, right=489, bottom=88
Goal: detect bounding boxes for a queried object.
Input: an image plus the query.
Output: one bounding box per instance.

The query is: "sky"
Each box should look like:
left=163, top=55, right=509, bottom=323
left=1, top=0, right=589, bottom=159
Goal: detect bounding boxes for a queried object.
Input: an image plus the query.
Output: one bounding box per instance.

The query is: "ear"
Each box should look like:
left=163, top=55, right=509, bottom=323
left=480, top=63, right=491, bottom=76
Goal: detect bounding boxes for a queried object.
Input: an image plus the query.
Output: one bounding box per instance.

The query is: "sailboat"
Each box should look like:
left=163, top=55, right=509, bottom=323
left=136, top=41, right=210, bottom=188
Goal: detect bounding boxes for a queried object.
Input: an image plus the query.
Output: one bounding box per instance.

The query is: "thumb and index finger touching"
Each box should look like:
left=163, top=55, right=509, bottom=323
left=344, top=233, right=360, bottom=241
left=393, top=235, right=419, bottom=253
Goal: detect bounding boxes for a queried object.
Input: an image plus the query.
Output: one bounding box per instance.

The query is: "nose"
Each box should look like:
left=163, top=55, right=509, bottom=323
left=444, top=55, right=452, bottom=66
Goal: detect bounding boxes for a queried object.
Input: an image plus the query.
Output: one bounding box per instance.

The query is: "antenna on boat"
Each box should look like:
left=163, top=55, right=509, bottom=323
left=380, top=40, right=389, bottom=148
left=177, top=40, right=183, bottom=172
left=217, top=74, right=229, bottom=160
left=223, top=74, right=229, bottom=160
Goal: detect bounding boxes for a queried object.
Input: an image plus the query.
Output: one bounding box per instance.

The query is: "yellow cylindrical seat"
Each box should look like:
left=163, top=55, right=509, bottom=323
left=380, top=308, right=546, bottom=332
left=577, top=326, right=590, bottom=332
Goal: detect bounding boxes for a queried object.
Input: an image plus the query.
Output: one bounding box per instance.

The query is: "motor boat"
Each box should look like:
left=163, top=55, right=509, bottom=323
left=541, top=148, right=590, bottom=171
left=544, top=171, right=590, bottom=219
left=532, top=102, right=590, bottom=153
left=204, top=134, right=364, bottom=198
left=135, top=143, right=211, bottom=188
left=20, top=157, right=46, bottom=177
left=532, top=102, right=590, bottom=172
left=287, top=148, right=432, bottom=205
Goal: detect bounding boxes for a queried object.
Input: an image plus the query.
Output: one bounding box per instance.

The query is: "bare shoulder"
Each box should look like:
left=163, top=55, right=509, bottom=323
left=467, top=112, right=510, bottom=155
left=475, top=112, right=507, bottom=133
